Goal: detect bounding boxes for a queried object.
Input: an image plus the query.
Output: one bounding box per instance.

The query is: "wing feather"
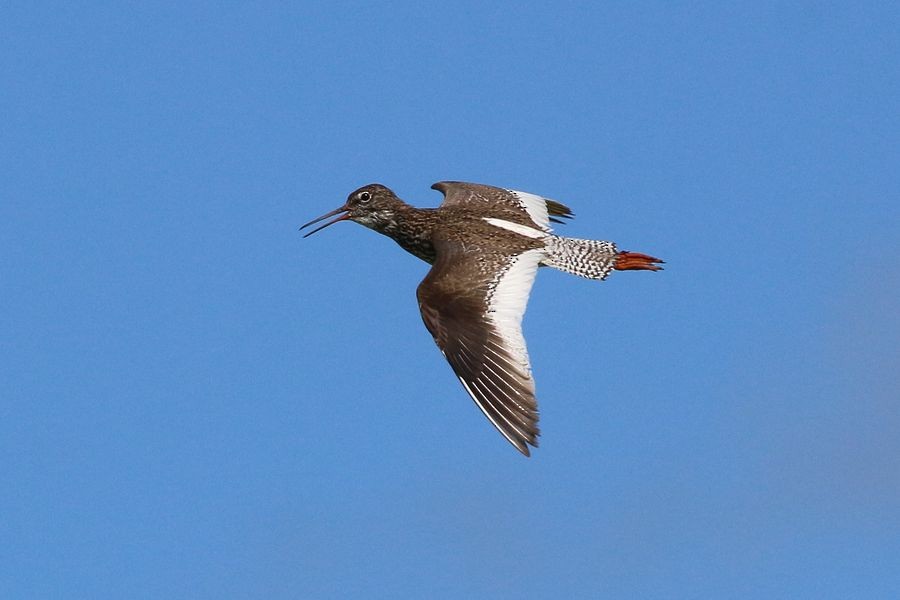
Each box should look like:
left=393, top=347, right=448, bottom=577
left=432, top=181, right=573, bottom=232
left=417, top=239, right=544, bottom=455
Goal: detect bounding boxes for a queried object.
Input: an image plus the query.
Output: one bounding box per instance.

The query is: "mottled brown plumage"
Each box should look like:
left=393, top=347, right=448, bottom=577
left=301, top=181, right=663, bottom=456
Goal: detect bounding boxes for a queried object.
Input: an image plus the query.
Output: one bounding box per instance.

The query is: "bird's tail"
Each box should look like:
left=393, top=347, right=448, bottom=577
left=544, top=236, right=663, bottom=281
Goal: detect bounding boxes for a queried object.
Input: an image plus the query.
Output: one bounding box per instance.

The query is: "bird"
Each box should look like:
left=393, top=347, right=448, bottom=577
left=301, top=181, right=662, bottom=456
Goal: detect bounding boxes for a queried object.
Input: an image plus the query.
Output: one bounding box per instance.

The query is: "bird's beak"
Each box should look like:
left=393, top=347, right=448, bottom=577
left=300, top=205, right=351, bottom=238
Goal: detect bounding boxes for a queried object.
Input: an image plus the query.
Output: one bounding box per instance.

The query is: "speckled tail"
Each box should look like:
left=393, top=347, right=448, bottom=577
left=543, top=236, right=620, bottom=281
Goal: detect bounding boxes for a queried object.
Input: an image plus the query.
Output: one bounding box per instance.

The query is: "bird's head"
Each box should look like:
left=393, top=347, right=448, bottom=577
left=300, top=184, right=404, bottom=237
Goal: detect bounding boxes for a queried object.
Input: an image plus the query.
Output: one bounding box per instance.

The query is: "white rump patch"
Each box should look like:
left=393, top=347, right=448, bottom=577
left=486, top=249, right=545, bottom=378
left=507, top=189, right=555, bottom=231
left=483, top=217, right=547, bottom=239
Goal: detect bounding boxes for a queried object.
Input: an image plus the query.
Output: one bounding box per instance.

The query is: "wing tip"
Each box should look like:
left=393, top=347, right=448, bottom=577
left=546, top=199, right=574, bottom=222
left=456, top=374, right=541, bottom=457
left=513, top=436, right=539, bottom=457
left=431, top=181, right=456, bottom=195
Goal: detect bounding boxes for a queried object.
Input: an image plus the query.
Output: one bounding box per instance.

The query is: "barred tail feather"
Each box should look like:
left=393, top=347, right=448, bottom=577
left=544, top=237, right=664, bottom=281
left=543, top=236, right=620, bottom=280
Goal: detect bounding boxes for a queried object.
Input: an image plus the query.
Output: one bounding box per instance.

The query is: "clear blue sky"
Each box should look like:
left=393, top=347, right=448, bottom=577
left=2, top=2, right=898, bottom=598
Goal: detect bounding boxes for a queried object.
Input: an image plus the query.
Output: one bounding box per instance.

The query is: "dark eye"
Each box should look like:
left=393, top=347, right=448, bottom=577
left=359, top=191, right=371, bottom=203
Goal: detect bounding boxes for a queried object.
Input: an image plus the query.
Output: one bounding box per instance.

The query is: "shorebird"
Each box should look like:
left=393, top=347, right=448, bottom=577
left=301, top=181, right=662, bottom=456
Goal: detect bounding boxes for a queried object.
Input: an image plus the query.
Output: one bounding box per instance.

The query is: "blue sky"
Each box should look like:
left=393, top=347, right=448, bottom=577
left=2, top=2, right=898, bottom=598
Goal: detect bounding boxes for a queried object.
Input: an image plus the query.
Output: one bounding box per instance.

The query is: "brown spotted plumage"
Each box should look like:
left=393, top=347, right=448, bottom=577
left=301, top=181, right=663, bottom=456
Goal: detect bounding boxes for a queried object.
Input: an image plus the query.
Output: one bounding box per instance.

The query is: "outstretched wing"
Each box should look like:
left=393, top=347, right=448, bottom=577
left=416, top=236, right=544, bottom=456
left=432, top=181, right=573, bottom=232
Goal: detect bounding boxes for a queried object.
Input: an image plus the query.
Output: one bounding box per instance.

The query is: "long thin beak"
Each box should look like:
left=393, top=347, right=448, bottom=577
left=299, top=206, right=351, bottom=238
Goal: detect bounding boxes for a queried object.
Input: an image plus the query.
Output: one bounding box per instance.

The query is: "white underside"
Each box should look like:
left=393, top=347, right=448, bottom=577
left=486, top=248, right=545, bottom=379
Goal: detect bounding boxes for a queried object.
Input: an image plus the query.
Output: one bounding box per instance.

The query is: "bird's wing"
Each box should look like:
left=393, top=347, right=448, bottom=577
left=416, top=236, right=544, bottom=456
left=431, top=181, right=573, bottom=232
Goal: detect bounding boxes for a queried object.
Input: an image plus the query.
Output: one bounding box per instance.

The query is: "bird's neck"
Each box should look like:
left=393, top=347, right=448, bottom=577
left=373, top=203, right=438, bottom=264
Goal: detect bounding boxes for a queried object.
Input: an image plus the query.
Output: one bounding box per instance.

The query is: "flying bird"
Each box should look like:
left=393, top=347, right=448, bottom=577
left=301, top=181, right=662, bottom=456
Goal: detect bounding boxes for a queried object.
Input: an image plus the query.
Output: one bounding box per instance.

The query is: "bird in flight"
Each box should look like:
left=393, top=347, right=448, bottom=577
left=301, top=181, right=662, bottom=456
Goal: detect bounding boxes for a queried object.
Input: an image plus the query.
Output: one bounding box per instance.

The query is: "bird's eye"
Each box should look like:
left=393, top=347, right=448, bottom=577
left=359, top=191, right=372, bottom=203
